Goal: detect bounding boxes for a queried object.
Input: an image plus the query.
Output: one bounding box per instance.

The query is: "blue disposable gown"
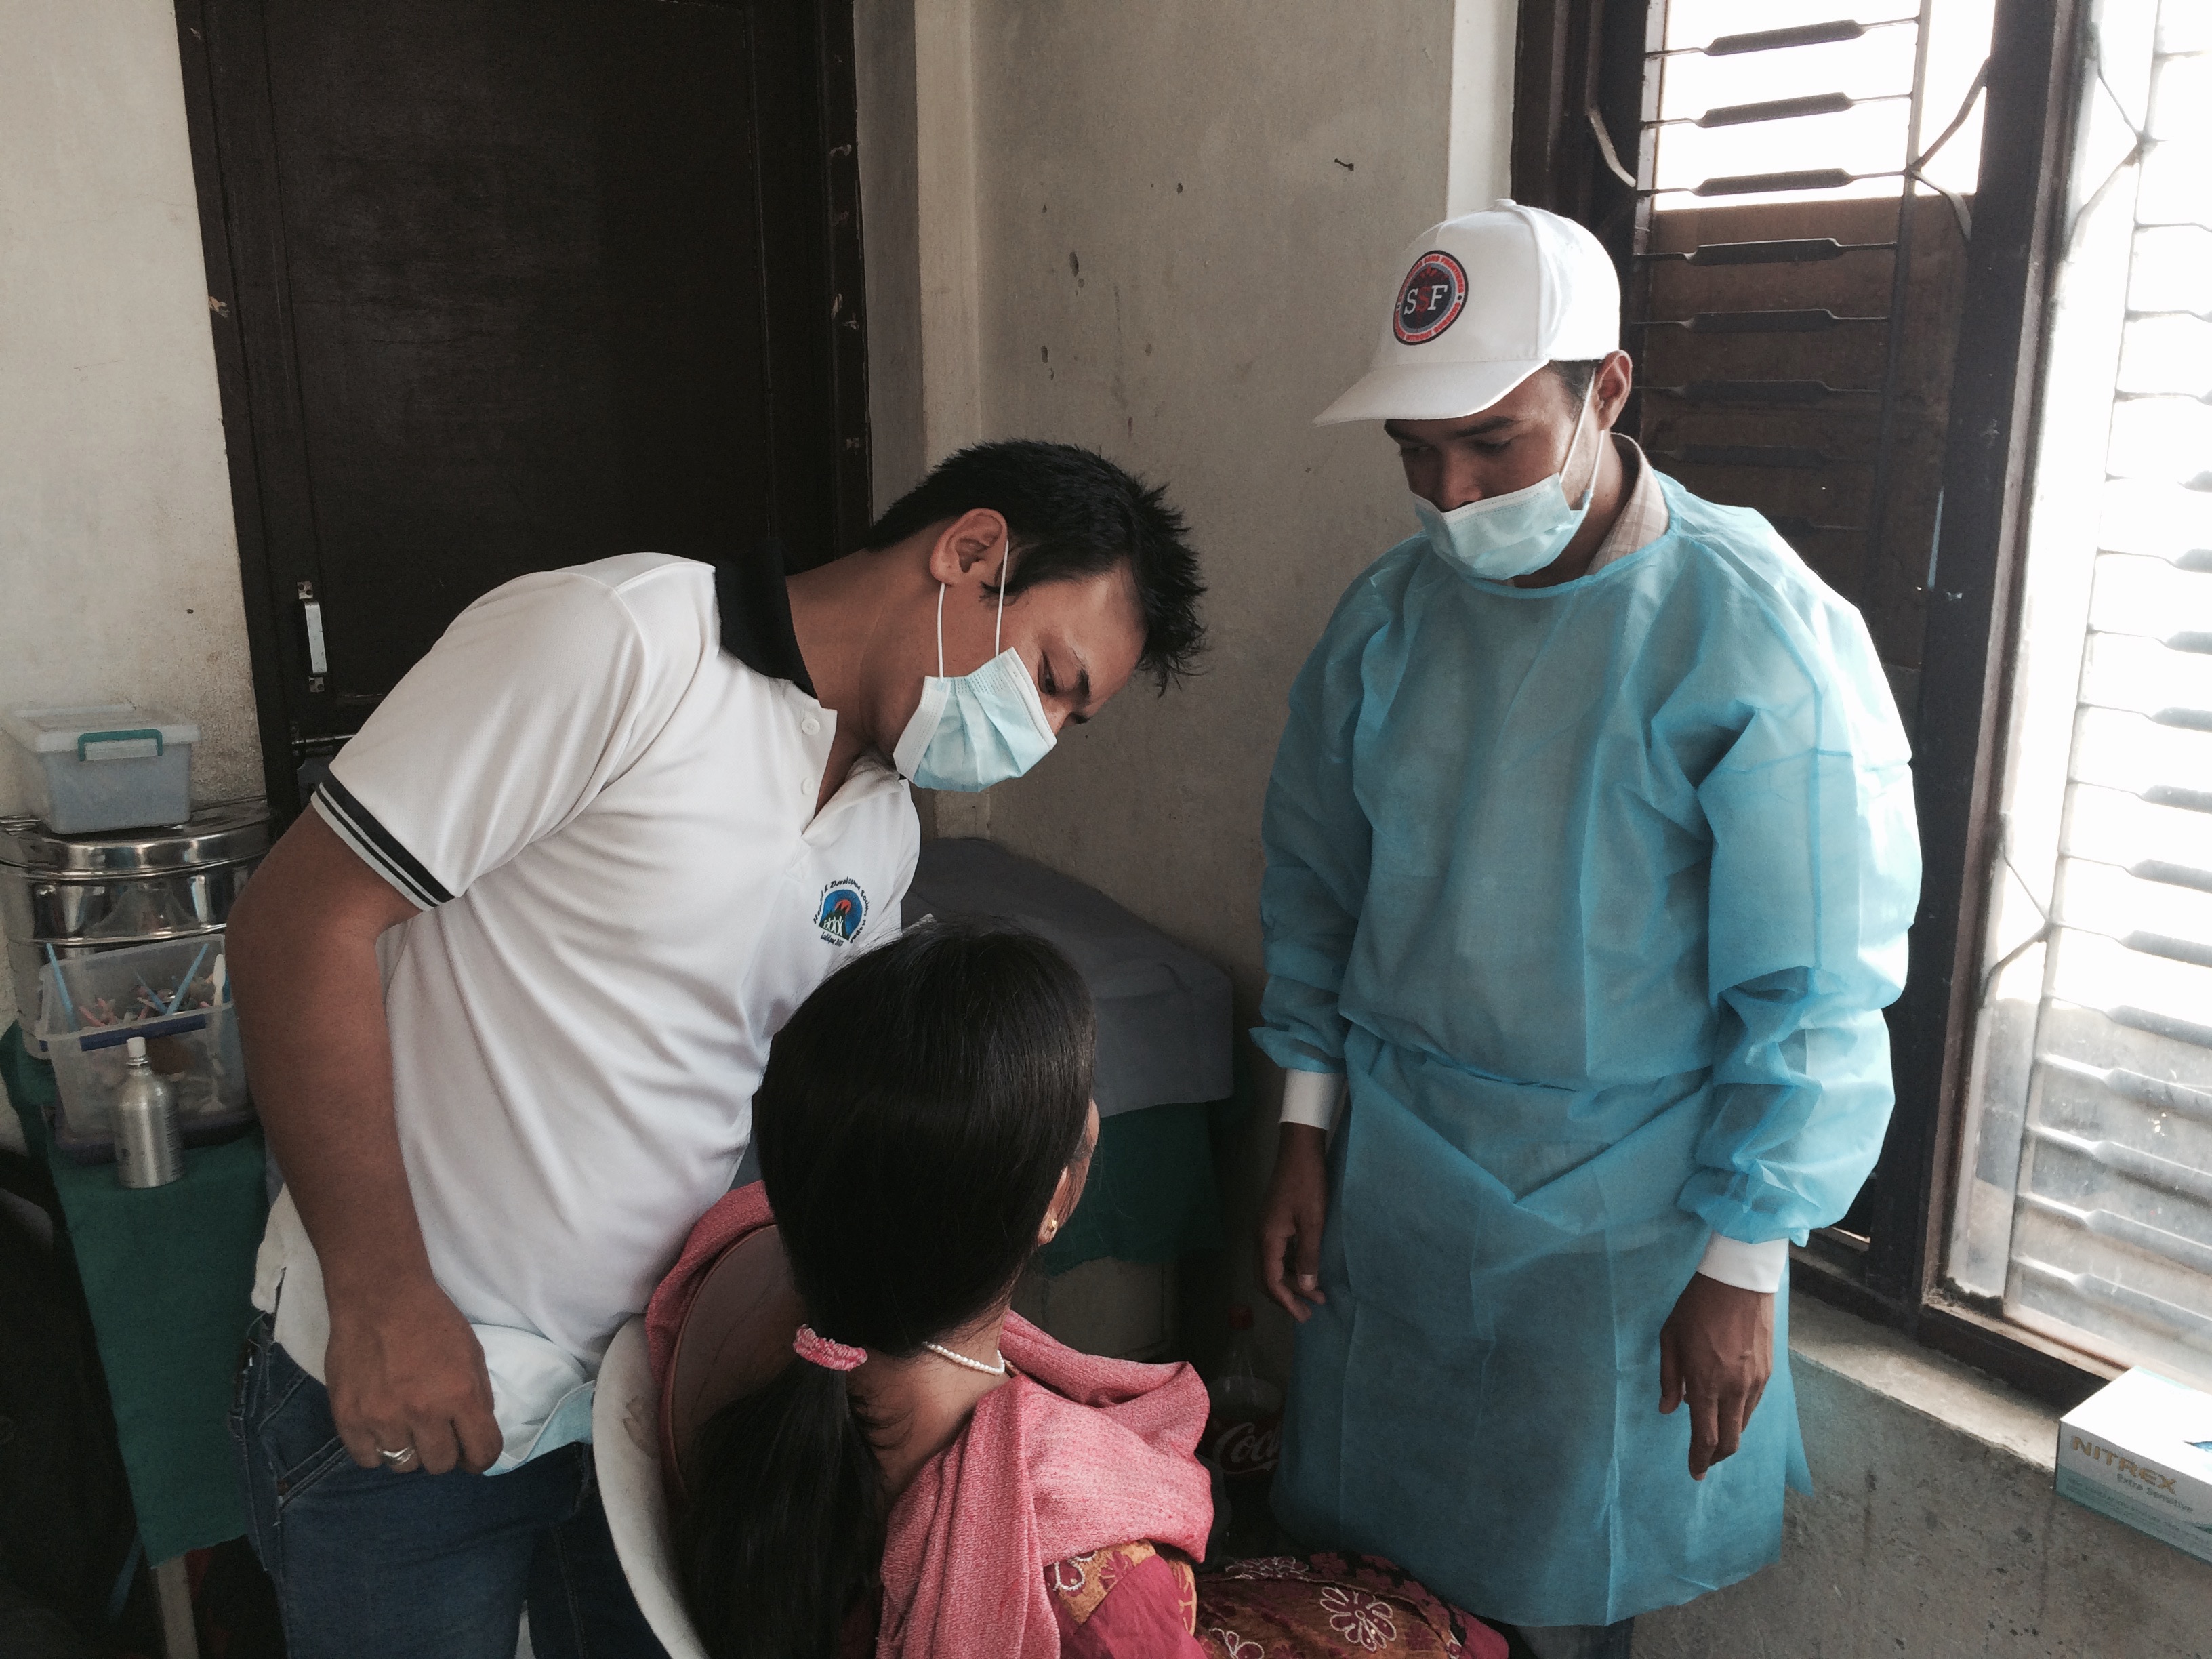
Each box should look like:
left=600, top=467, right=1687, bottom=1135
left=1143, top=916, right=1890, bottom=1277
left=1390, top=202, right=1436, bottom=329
left=1256, top=476, right=1921, bottom=1628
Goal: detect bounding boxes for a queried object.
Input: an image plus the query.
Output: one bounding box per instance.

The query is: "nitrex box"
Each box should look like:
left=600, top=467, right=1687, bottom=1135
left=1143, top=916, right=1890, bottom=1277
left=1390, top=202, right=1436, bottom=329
left=2055, top=1366, right=2212, bottom=1564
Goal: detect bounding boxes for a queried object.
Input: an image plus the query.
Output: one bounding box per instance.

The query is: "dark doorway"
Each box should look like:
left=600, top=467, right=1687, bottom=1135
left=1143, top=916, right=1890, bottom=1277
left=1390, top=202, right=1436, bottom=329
left=175, top=0, right=871, bottom=819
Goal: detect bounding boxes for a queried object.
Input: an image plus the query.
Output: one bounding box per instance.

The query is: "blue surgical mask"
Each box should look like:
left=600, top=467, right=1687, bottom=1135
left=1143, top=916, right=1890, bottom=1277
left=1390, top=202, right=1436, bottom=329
left=892, top=557, right=1057, bottom=792
left=1413, top=384, right=1598, bottom=581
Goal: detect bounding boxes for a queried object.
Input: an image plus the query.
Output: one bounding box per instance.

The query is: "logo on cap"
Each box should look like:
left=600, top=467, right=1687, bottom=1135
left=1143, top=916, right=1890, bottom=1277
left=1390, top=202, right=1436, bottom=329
left=1394, top=250, right=1468, bottom=346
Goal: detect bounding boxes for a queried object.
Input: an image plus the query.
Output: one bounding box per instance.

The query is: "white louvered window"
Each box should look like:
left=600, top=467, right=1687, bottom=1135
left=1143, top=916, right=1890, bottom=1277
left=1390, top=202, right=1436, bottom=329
left=1947, top=0, right=2212, bottom=1389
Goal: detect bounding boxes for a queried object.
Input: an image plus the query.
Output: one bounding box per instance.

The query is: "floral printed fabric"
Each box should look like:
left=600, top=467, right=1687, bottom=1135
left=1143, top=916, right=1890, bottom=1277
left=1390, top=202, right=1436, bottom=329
left=1050, top=1541, right=1205, bottom=1656
left=1192, top=1553, right=1510, bottom=1659
left=1039, top=1544, right=1508, bottom=1659
left=1049, top=1541, right=1197, bottom=1626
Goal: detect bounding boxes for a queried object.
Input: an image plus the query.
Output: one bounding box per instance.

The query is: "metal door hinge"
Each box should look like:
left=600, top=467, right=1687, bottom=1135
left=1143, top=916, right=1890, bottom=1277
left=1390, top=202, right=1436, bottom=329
left=298, top=581, right=327, bottom=692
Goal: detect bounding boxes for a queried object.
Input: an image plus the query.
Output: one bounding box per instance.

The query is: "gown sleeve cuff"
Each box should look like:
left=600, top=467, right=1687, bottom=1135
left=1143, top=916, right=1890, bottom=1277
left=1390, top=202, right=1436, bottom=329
left=1696, top=1233, right=1788, bottom=1293
left=1279, top=1070, right=1346, bottom=1134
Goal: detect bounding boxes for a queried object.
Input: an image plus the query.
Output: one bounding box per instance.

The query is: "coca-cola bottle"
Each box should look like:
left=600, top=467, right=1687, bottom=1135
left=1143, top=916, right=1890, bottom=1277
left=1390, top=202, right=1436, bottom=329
left=1202, top=1305, right=1284, bottom=1557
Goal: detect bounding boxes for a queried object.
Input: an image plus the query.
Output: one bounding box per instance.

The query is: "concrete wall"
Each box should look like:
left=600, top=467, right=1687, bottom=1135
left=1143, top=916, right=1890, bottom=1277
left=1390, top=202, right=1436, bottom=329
left=0, top=0, right=261, bottom=1036
left=968, top=0, right=1466, bottom=890
left=853, top=0, right=932, bottom=514
left=855, top=0, right=1519, bottom=1364
left=1641, top=1295, right=2212, bottom=1659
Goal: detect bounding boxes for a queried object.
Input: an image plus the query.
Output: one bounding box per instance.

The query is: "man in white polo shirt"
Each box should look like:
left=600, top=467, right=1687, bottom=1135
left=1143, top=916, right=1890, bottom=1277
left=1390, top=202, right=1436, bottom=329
left=224, top=441, right=1204, bottom=1658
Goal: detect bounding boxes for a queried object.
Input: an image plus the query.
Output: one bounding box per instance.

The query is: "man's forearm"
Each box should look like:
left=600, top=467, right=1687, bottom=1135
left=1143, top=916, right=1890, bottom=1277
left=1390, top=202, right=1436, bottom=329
left=229, top=814, right=436, bottom=1303
left=229, top=811, right=502, bottom=1474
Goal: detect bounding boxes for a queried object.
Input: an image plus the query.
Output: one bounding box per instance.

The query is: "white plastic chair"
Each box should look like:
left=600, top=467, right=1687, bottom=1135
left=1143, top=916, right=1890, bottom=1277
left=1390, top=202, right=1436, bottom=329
left=592, top=1317, right=712, bottom=1659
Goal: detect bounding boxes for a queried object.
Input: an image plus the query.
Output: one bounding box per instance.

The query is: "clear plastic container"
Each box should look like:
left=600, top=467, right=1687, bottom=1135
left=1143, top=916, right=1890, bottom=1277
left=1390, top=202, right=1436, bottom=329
left=1, top=704, right=199, bottom=835
left=35, top=933, right=250, bottom=1163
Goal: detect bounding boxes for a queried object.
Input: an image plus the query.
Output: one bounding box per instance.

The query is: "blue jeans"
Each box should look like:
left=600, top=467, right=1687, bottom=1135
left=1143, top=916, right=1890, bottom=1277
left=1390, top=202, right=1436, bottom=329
left=229, top=1315, right=666, bottom=1659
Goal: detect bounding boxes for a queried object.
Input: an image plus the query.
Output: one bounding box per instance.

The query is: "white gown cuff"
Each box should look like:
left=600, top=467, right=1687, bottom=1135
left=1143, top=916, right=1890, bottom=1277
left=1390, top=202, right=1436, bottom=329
left=1696, top=1233, right=1788, bottom=1293
left=1279, top=1070, right=1346, bottom=1134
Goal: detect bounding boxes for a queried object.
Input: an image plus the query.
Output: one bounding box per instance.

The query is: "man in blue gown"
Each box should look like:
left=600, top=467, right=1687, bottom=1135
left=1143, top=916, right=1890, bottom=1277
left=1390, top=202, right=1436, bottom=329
left=1253, top=202, right=1922, bottom=1659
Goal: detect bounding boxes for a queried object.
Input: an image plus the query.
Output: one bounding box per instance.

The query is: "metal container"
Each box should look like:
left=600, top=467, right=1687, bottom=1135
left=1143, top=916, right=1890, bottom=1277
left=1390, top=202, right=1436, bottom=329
left=112, top=1033, right=184, bottom=1189
left=0, top=801, right=269, bottom=1039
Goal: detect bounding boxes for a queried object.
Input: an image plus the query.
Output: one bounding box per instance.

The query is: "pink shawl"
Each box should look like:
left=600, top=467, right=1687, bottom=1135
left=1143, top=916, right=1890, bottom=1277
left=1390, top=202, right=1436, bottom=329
left=647, top=1187, right=1216, bottom=1659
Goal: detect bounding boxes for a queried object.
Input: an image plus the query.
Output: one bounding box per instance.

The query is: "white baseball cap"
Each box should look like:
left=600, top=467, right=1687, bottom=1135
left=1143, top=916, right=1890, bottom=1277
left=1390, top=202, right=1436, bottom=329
left=1315, top=200, right=1620, bottom=424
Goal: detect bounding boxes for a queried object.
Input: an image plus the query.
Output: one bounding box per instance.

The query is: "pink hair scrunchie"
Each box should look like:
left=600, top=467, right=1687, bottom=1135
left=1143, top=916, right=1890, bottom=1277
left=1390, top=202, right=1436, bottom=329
left=792, top=1324, right=867, bottom=1372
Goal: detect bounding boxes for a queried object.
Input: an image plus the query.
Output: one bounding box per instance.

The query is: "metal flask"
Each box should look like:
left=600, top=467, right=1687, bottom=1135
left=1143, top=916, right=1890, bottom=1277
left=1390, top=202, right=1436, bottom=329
left=112, top=1034, right=184, bottom=1189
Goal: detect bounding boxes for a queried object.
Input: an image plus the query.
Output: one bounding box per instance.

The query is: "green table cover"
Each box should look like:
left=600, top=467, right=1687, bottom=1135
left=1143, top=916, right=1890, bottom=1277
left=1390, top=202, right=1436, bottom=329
left=1036, top=1097, right=1225, bottom=1275
left=3, top=1024, right=267, bottom=1563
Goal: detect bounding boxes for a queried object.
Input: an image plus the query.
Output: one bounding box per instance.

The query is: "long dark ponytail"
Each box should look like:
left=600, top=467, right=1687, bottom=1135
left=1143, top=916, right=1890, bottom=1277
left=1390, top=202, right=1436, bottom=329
left=674, top=922, right=1096, bottom=1658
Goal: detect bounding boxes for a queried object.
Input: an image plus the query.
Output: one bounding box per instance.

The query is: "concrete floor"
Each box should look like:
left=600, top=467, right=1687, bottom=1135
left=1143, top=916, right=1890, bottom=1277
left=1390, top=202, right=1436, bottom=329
left=1639, top=1295, right=2212, bottom=1658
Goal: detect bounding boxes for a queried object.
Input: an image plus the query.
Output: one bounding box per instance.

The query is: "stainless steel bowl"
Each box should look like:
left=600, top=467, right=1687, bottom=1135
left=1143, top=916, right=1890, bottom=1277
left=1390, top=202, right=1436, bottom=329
left=0, top=800, right=270, bottom=1036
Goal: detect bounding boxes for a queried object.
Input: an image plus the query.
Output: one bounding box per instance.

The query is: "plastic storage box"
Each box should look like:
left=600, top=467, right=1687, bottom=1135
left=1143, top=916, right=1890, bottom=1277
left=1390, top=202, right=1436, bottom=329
left=35, top=933, right=250, bottom=1162
left=2, top=704, right=199, bottom=835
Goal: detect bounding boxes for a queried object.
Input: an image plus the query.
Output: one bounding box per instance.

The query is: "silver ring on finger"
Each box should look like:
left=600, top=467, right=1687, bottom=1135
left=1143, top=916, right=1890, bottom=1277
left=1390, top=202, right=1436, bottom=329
left=377, top=1445, right=417, bottom=1467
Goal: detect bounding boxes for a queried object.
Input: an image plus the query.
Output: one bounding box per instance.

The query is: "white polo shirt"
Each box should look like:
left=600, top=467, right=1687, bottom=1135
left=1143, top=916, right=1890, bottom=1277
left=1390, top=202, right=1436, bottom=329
left=251, top=552, right=917, bottom=1466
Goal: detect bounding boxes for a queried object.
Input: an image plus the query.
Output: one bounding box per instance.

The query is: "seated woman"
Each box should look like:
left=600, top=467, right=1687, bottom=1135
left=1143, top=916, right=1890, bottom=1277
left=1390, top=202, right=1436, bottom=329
left=646, top=922, right=1504, bottom=1659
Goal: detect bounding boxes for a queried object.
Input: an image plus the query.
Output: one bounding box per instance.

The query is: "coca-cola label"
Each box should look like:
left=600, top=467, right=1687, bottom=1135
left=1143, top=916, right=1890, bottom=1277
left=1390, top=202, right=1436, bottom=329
left=1205, top=1412, right=1282, bottom=1477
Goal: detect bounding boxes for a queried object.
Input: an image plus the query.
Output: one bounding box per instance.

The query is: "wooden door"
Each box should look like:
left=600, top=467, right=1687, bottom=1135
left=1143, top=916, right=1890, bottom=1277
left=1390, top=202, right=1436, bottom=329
left=175, top=0, right=870, bottom=817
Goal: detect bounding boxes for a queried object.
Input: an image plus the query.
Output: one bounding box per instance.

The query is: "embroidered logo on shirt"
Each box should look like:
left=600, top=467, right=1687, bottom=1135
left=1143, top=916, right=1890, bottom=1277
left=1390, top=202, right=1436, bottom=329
left=816, top=880, right=867, bottom=945
left=1393, top=250, right=1468, bottom=345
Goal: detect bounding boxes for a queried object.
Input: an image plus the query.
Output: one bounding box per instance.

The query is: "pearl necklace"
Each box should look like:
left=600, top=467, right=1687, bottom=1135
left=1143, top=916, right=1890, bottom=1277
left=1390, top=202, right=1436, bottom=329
left=922, top=1340, right=1007, bottom=1376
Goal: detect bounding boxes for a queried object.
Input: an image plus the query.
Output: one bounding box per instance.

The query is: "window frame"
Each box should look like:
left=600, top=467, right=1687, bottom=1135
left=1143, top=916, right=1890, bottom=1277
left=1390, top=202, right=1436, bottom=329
left=1513, top=0, right=2108, bottom=1408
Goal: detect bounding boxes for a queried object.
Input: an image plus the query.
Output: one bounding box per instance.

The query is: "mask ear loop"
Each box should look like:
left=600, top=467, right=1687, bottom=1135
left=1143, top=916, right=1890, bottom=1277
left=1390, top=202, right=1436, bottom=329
left=940, top=527, right=1012, bottom=676
left=1566, top=381, right=1599, bottom=512
left=993, top=532, right=1010, bottom=655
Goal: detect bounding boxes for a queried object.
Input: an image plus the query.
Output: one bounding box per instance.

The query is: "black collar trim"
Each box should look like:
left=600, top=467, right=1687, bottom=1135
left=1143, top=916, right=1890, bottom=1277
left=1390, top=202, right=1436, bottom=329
left=713, top=539, right=815, bottom=697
